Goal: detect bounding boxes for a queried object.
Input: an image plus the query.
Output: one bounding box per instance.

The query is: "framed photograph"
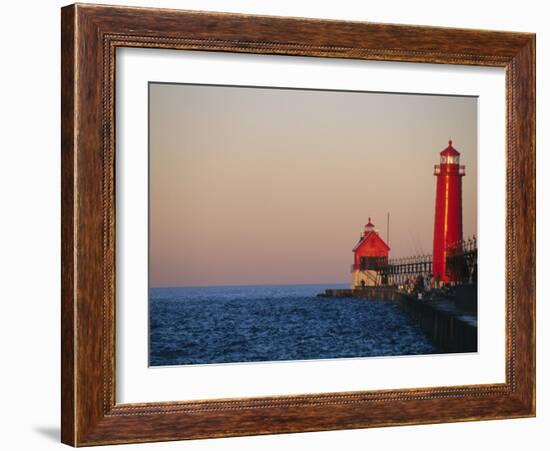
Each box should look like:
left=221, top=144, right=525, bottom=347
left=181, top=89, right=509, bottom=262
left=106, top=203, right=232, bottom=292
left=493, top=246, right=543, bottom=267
left=61, top=3, right=535, bottom=446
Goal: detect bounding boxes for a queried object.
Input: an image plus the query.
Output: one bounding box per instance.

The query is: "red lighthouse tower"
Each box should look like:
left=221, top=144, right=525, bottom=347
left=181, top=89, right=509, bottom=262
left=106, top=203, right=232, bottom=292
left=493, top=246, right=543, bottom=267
left=432, top=140, right=465, bottom=283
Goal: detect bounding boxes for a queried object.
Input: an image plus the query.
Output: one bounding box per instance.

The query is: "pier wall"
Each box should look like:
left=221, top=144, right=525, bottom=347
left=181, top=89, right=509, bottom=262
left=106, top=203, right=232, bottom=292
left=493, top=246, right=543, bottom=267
left=321, top=287, right=405, bottom=301
left=399, top=294, right=477, bottom=353
left=320, top=287, right=477, bottom=353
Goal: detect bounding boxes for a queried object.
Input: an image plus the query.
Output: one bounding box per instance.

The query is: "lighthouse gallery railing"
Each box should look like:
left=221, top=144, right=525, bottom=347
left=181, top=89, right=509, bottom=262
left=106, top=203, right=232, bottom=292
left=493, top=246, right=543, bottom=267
left=434, top=164, right=466, bottom=176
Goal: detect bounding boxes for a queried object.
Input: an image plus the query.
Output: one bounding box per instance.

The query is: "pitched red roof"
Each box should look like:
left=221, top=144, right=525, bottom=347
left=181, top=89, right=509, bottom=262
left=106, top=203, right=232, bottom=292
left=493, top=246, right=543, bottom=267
left=352, top=231, right=390, bottom=253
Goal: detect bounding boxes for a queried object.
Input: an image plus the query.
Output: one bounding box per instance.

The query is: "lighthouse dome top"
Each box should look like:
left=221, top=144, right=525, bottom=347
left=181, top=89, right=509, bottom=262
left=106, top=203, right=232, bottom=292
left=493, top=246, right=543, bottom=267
left=365, top=217, right=375, bottom=229
left=440, top=139, right=460, bottom=157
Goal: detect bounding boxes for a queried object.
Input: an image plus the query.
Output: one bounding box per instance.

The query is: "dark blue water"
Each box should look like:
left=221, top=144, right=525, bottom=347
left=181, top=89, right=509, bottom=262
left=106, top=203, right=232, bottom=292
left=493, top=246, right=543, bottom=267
left=149, top=284, right=438, bottom=366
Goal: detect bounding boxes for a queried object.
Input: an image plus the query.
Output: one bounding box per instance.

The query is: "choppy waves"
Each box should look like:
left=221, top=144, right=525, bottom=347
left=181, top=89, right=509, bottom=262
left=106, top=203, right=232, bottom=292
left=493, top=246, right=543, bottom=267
left=149, top=284, right=438, bottom=366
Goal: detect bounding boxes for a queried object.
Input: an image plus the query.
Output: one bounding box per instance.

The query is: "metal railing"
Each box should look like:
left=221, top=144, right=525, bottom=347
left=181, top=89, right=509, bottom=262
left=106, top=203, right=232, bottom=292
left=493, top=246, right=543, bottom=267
left=446, top=235, right=477, bottom=285
left=350, top=257, right=388, bottom=272
left=378, top=254, right=433, bottom=287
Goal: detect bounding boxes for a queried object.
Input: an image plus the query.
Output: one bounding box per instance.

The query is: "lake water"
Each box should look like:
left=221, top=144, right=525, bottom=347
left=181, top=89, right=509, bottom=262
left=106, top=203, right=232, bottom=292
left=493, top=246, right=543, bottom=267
left=149, top=284, right=438, bottom=366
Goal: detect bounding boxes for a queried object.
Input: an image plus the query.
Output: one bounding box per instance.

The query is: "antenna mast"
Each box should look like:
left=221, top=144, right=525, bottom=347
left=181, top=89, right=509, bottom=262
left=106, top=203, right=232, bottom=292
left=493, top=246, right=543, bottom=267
left=387, top=212, right=390, bottom=246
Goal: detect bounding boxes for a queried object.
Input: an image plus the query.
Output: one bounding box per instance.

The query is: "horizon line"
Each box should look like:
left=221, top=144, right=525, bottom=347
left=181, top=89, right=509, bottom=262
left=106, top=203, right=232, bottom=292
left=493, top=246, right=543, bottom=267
left=150, top=281, right=349, bottom=290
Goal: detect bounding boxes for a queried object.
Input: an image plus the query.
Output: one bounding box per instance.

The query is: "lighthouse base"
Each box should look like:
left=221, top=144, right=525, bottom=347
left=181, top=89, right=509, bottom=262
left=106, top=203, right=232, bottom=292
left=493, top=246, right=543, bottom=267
left=351, top=269, right=381, bottom=288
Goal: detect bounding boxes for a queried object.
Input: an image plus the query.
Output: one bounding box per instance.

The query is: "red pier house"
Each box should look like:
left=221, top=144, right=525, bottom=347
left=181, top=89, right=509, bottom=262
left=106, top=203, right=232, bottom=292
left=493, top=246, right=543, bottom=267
left=432, top=140, right=465, bottom=283
left=351, top=218, right=390, bottom=287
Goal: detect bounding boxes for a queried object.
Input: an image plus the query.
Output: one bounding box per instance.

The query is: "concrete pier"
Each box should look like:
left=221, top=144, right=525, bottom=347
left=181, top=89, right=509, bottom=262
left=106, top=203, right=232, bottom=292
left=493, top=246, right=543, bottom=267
left=319, top=286, right=477, bottom=353
left=399, top=293, right=477, bottom=353
left=318, top=286, right=404, bottom=301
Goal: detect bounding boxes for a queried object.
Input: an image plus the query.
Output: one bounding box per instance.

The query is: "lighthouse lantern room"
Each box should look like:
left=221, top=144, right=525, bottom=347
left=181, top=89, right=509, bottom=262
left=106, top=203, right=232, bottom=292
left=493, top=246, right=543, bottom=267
left=351, top=218, right=390, bottom=288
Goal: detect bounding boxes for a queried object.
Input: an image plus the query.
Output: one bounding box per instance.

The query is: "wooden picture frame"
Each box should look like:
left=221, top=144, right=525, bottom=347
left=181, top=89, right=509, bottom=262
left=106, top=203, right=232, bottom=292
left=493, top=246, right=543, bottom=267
left=61, top=3, right=535, bottom=446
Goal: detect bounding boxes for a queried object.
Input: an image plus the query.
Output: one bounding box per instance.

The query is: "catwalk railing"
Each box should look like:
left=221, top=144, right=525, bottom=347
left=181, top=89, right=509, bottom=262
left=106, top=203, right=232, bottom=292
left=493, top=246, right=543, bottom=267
left=374, top=236, right=477, bottom=287
left=446, top=236, right=478, bottom=285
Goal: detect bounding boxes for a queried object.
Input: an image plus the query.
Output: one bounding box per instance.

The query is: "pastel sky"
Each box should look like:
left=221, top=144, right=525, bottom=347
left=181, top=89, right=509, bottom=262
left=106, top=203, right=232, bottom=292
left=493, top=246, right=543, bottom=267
left=149, top=83, right=477, bottom=287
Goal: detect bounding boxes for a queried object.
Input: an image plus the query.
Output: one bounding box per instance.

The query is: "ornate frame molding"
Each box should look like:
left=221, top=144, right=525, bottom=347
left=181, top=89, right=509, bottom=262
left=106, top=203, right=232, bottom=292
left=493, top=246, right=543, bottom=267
left=62, top=4, right=535, bottom=446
